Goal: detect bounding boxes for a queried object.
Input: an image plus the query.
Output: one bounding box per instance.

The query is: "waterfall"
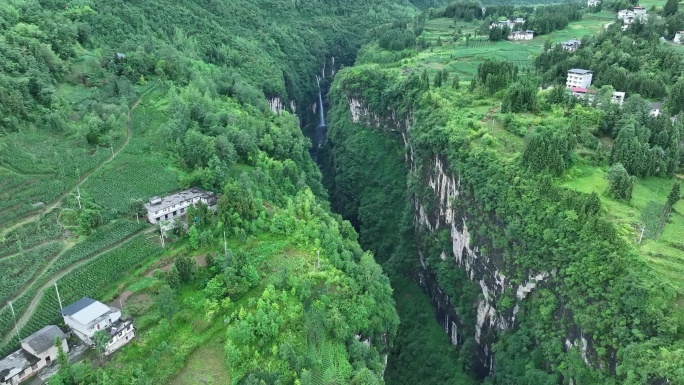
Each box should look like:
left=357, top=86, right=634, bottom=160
left=316, top=76, right=327, bottom=128
left=309, top=75, right=329, bottom=163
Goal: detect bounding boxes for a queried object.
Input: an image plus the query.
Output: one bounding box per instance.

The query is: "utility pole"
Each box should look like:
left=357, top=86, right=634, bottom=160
left=9, top=302, right=19, bottom=339
left=317, top=250, right=320, bottom=271
left=136, top=213, right=139, bottom=225
left=638, top=224, right=646, bottom=244
left=76, top=188, right=82, bottom=209
left=54, top=282, right=63, bottom=310
left=223, top=231, right=227, bottom=257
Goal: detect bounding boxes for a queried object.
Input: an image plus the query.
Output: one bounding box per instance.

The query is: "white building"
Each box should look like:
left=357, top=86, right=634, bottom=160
left=650, top=102, right=663, bottom=117
left=515, top=17, right=525, bottom=24
left=508, top=30, right=534, bottom=40
left=561, top=40, right=581, bottom=52
left=674, top=31, right=684, bottom=44
left=566, top=69, right=593, bottom=88
left=490, top=20, right=516, bottom=30
left=612, top=91, right=626, bottom=106
left=61, top=298, right=121, bottom=345
left=144, top=188, right=217, bottom=225
left=103, top=320, right=135, bottom=355
left=61, top=298, right=135, bottom=355
left=0, top=326, right=68, bottom=385
left=633, top=6, right=646, bottom=15
left=588, top=0, right=601, bottom=6
left=618, top=9, right=634, bottom=19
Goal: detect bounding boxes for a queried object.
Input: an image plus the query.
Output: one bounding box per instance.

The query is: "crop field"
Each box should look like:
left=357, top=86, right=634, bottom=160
left=417, top=12, right=612, bottom=80
left=0, top=210, right=63, bottom=258
left=0, top=234, right=162, bottom=356
left=0, top=242, right=64, bottom=306
left=0, top=87, right=177, bottom=354
left=563, top=165, right=684, bottom=290
left=80, top=96, right=180, bottom=214
left=0, top=130, right=117, bottom=225
left=0, top=220, right=146, bottom=339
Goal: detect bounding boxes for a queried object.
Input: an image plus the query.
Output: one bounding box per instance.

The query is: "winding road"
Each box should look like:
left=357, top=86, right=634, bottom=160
left=1, top=85, right=158, bottom=344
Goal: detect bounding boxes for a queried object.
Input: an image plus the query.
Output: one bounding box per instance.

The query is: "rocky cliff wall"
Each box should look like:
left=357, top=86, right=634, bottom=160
left=345, top=95, right=594, bottom=380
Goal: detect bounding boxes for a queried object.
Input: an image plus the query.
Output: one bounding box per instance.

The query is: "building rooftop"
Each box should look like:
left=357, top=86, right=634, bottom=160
left=571, top=87, right=596, bottom=94
left=106, top=319, right=133, bottom=336
left=651, top=102, right=663, bottom=109
left=568, top=68, right=592, bottom=74
left=0, top=349, right=38, bottom=383
left=21, top=325, right=66, bottom=355
left=61, top=297, right=115, bottom=325
left=144, top=188, right=215, bottom=212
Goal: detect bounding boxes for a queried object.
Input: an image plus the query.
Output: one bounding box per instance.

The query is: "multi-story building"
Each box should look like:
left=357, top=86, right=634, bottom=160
left=61, top=297, right=121, bottom=345
left=566, top=69, right=593, bottom=89
left=144, top=188, right=217, bottom=225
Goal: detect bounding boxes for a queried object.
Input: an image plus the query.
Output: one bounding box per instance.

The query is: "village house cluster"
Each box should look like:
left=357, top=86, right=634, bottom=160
left=618, top=6, right=648, bottom=29
left=488, top=18, right=534, bottom=40
left=489, top=17, right=525, bottom=30
left=0, top=298, right=134, bottom=385
left=565, top=68, right=664, bottom=115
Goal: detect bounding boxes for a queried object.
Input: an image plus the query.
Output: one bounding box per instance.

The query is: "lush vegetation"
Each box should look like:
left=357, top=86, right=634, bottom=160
left=322, top=1, right=684, bottom=383
left=4, top=0, right=684, bottom=384
left=0, top=0, right=429, bottom=382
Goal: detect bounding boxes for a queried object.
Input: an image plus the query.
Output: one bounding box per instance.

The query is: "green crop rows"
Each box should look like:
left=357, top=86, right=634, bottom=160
left=0, top=131, right=112, bottom=176
left=0, top=242, right=63, bottom=306
left=0, top=235, right=162, bottom=356
left=81, top=109, right=179, bottom=214
left=0, top=220, right=144, bottom=339
left=0, top=211, right=63, bottom=258
left=46, top=220, right=145, bottom=274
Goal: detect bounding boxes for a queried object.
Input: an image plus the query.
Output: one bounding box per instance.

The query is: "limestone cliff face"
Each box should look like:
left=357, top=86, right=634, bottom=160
left=345, top=96, right=592, bottom=379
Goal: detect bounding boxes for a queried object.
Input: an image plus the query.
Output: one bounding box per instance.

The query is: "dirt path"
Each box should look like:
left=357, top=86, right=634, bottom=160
left=0, top=228, right=154, bottom=345
left=0, top=238, right=64, bottom=260
left=110, top=291, right=134, bottom=309
left=1, top=90, right=150, bottom=238
left=481, top=105, right=499, bottom=123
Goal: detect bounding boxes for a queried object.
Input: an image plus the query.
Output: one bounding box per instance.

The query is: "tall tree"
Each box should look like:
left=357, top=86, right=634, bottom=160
left=667, top=182, right=681, bottom=208
left=606, top=163, right=634, bottom=201
left=664, top=0, right=679, bottom=16
left=155, top=285, right=178, bottom=321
